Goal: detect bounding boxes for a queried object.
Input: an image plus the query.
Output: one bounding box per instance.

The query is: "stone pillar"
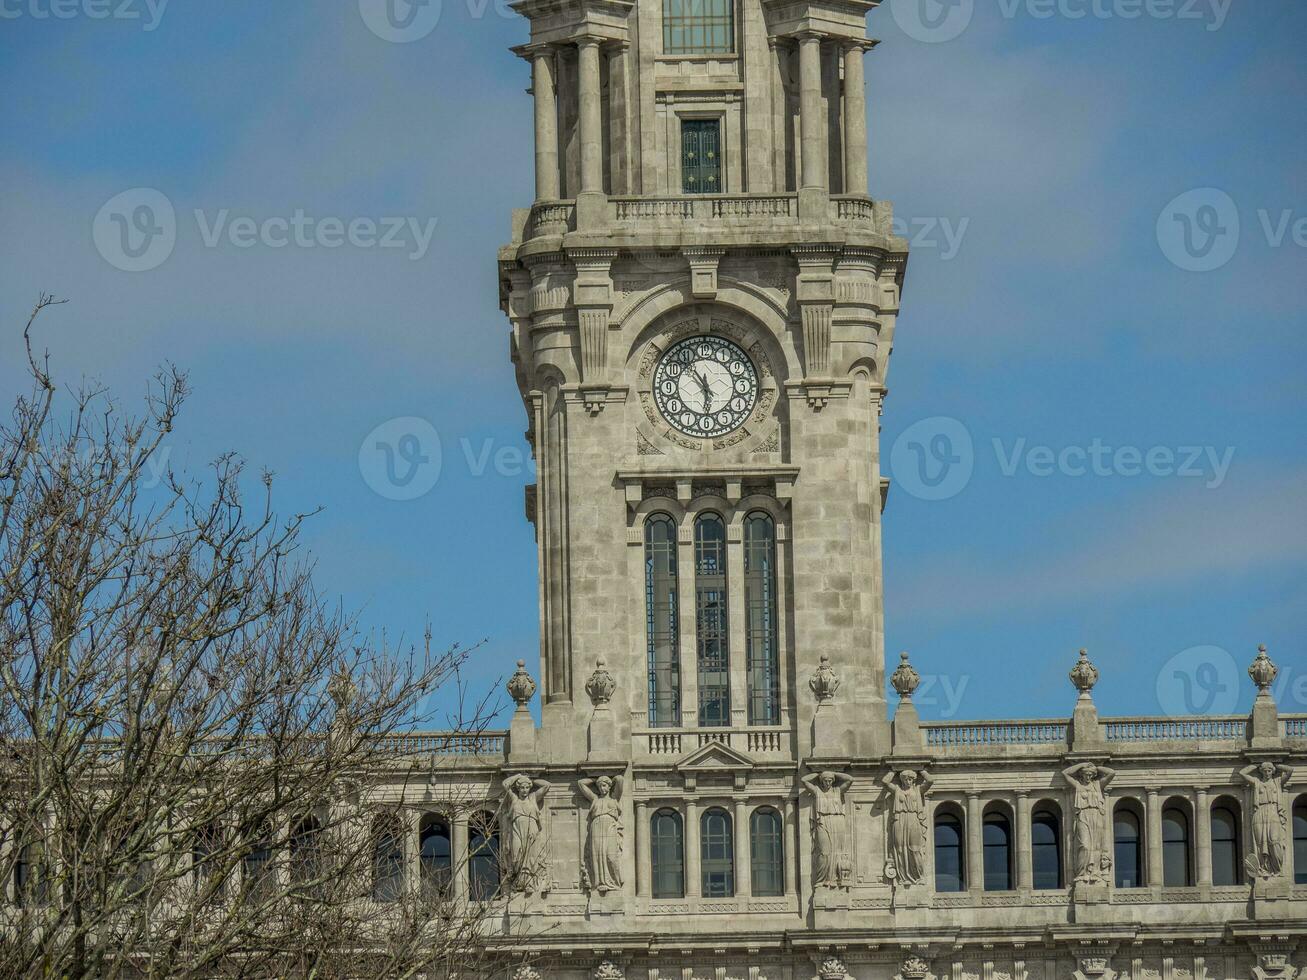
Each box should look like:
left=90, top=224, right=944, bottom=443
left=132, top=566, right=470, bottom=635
left=577, top=38, right=603, bottom=194
left=607, top=42, right=631, bottom=195
left=792, top=795, right=805, bottom=900
left=797, top=33, right=824, bottom=193
left=734, top=798, right=751, bottom=899
left=1015, top=792, right=1032, bottom=891
left=403, top=807, right=420, bottom=897
left=842, top=42, right=868, bottom=195
left=635, top=801, right=650, bottom=897
left=452, top=811, right=470, bottom=903
left=1194, top=787, right=1212, bottom=886
left=531, top=46, right=560, bottom=201
left=685, top=799, right=701, bottom=897
left=1145, top=789, right=1163, bottom=889
left=966, top=793, right=984, bottom=893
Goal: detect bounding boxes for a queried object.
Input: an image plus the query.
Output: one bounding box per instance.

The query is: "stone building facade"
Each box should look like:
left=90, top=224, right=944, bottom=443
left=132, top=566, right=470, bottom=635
left=378, top=0, right=1307, bottom=977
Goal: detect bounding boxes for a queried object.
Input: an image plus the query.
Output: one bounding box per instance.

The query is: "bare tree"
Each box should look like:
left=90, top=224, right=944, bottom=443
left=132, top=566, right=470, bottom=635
left=0, top=296, right=504, bottom=979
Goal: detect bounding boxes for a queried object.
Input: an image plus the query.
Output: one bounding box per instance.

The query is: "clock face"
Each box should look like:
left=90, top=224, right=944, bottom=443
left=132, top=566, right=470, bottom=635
left=653, top=336, right=759, bottom=438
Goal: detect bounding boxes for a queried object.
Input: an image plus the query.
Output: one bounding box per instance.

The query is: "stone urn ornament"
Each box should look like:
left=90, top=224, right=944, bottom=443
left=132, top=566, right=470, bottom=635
left=1068, top=648, right=1099, bottom=700
left=1248, top=644, right=1278, bottom=695
left=585, top=658, right=616, bottom=707
left=809, top=655, right=841, bottom=704
left=891, top=651, right=921, bottom=701
left=506, top=659, right=537, bottom=707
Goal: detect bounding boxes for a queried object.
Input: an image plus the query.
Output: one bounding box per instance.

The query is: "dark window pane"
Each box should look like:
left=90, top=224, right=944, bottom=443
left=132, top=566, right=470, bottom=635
left=695, top=514, right=730, bottom=726
left=744, top=513, right=780, bottom=725
left=700, top=808, right=735, bottom=898
left=983, top=814, right=1012, bottom=891
left=420, top=815, right=453, bottom=899
left=1032, top=811, right=1062, bottom=890
left=469, top=812, right=500, bottom=901
left=645, top=515, right=681, bottom=727
left=1210, top=806, right=1241, bottom=886
left=372, top=819, right=405, bottom=902
left=934, top=814, right=964, bottom=893
left=1162, top=808, right=1191, bottom=887
left=1294, top=802, right=1307, bottom=885
left=1113, top=809, right=1143, bottom=888
left=750, top=808, right=784, bottom=897
left=652, top=809, right=685, bottom=898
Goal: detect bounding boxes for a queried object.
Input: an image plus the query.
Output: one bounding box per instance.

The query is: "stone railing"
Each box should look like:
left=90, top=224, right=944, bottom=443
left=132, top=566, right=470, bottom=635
left=523, top=200, right=574, bottom=238
left=1103, top=716, right=1246, bottom=742
left=1283, top=715, right=1307, bottom=738
left=634, top=724, right=789, bottom=757
left=924, top=720, right=1069, bottom=748
left=373, top=731, right=508, bottom=758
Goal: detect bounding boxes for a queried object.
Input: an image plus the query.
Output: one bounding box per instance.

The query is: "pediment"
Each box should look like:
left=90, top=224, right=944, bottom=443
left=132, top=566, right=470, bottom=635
left=675, top=740, right=755, bottom=772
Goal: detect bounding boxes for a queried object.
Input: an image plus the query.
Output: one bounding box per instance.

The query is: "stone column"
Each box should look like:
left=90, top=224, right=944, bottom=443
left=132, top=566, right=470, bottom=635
left=531, top=46, right=560, bottom=201
left=734, top=798, right=751, bottom=899
left=577, top=37, right=603, bottom=195
left=1015, top=792, right=1032, bottom=891
left=797, top=33, right=824, bottom=193
left=841, top=42, right=868, bottom=195
left=685, top=799, right=701, bottom=897
left=452, top=811, right=470, bottom=903
left=404, top=807, right=420, bottom=897
left=792, top=795, right=805, bottom=900
left=636, top=801, right=650, bottom=897
left=1146, top=789, right=1163, bottom=889
left=966, top=793, right=984, bottom=893
left=1194, top=787, right=1212, bottom=886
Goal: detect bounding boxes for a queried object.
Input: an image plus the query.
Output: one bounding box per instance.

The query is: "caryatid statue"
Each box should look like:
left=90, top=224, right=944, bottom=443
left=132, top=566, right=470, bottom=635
left=882, top=768, right=934, bottom=886
left=1239, top=762, right=1295, bottom=879
left=800, top=770, right=853, bottom=889
left=578, top=773, right=625, bottom=894
left=1062, top=761, right=1117, bottom=884
left=498, top=773, right=553, bottom=894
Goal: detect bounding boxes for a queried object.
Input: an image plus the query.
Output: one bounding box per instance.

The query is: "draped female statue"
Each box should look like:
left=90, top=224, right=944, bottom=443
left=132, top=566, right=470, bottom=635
left=801, top=770, right=853, bottom=889
left=578, top=774, right=624, bottom=894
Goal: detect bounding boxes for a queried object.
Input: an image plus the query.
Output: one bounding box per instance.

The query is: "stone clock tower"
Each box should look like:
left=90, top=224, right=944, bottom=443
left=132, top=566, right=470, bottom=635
left=498, top=0, right=908, bottom=764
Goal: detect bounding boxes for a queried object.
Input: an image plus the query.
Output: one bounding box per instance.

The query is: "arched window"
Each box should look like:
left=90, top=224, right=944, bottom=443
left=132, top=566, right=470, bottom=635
left=289, top=815, right=325, bottom=897
left=1294, top=797, right=1307, bottom=885
left=419, top=813, right=453, bottom=899
left=242, top=822, right=275, bottom=902
left=744, top=512, right=780, bottom=725
left=651, top=808, right=685, bottom=899
left=192, top=822, right=224, bottom=904
left=750, top=807, right=784, bottom=897
left=1113, top=803, right=1144, bottom=888
left=14, top=842, right=48, bottom=908
left=700, top=807, right=735, bottom=898
left=1210, top=800, right=1242, bottom=887
left=1162, top=805, right=1192, bottom=887
left=645, top=514, right=681, bottom=727
left=371, top=816, right=405, bottom=902
left=663, top=0, right=734, bottom=55
left=983, top=808, right=1013, bottom=891
left=468, top=811, right=500, bottom=901
left=694, top=513, right=730, bottom=726
left=934, top=809, right=965, bottom=892
left=1032, top=806, right=1063, bottom=890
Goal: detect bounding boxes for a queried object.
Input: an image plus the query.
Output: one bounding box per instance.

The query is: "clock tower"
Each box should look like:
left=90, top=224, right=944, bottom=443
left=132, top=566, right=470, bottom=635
left=498, top=0, right=908, bottom=766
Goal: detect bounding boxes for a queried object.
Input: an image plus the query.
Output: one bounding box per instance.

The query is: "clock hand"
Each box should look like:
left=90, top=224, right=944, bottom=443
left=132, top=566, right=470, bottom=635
left=696, top=371, right=713, bottom=413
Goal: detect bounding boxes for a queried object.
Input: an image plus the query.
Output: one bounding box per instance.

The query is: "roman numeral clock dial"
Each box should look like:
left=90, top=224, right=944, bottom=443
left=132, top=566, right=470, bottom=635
left=653, top=336, right=759, bottom=438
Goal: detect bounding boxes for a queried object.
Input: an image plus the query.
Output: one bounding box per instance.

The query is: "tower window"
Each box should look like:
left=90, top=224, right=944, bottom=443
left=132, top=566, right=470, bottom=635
left=1294, top=797, right=1307, bottom=885
left=1162, top=804, right=1191, bottom=887
left=694, top=513, right=730, bottom=726
left=750, top=807, right=784, bottom=897
left=1210, top=800, right=1243, bottom=886
left=700, top=807, right=735, bottom=898
left=645, top=513, right=681, bottom=727
left=934, top=809, right=965, bottom=892
left=419, top=813, right=453, bottom=898
left=1031, top=805, right=1063, bottom=889
left=468, top=811, right=501, bottom=901
left=1113, top=803, right=1144, bottom=888
left=680, top=119, right=722, bottom=195
left=652, top=808, right=686, bottom=898
left=663, top=0, right=734, bottom=55
left=982, top=808, right=1013, bottom=891
left=744, top=512, right=780, bottom=725
left=371, top=815, right=405, bottom=902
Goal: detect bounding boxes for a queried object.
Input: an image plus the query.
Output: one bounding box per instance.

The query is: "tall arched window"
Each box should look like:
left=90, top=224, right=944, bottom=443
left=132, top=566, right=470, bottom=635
left=744, top=512, right=780, bottom=725
left=1294, top=797, right=1307, bottom=885
left=242, top=822, right=275, bottom=903
left=419, top=814, right=453, bottom=899
left=289, top=815, right=325, bottom=897
left=1032, top=806, right=1063, bottom=890
left=645, top=514, right=681, bottom=727
left=934, top=809, right=965, bottom=892
left=694, top=513, right=730, bottom=726
left=1113, top=803, right=1144, bottom=888
left=192, top=822, right=224, bottom=904
left=651, top=808, right=685, bottom=899
left=1210, top=800, right=1242, bottom=887
left=1162, top=805, right=1192, bottom=887
left=750, top=807, right=784, bottom=897
left=468, top=811, right=500, bottom=901
left=983, top=808, right=1013, bottom=891
left=14, top=842, right=48, bottom=908
left=372, top=815, right=405, bottom=902
left=700, top=808, right=735, bottom=898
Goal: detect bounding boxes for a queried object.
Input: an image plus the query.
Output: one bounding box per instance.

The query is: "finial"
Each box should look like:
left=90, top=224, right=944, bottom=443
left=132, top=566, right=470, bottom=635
left=585, top=658, right=616, bottom=707
left=1248, top=643, right=1278, bottom=698
left=594, top=962, right=625, bottom=980
left=1068, top=648, right=1099, bottom=700
left=891, top=651, right=921, bottom=701
left=506, top=659, right=537, bottom=708
left=809, top=654, right=841, bottom=704
left=820, top=959, right=850, bottom=980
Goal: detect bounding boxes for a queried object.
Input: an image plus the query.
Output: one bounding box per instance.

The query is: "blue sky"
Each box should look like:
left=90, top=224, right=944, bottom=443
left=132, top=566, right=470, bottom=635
left=1, top=0, right=1303, bottom=727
